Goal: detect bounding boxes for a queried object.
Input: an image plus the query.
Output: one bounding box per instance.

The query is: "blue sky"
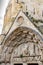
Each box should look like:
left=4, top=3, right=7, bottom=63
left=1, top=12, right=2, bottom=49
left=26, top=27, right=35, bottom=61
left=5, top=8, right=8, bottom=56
left=0, top=0, right=10, bottom=34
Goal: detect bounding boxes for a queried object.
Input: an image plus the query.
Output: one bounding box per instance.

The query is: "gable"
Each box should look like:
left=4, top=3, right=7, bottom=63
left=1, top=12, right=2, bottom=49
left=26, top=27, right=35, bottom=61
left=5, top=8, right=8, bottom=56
left=6, top=10, right=40, bottom=38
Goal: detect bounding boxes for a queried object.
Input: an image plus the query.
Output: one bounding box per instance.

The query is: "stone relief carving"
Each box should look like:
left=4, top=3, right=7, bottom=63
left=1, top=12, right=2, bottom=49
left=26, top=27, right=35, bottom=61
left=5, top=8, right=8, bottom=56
left=11, top=42, right=41, bottom=62
left=17, top=16, right=24, bottom=25
left=0, top=27, right=43, bottom=65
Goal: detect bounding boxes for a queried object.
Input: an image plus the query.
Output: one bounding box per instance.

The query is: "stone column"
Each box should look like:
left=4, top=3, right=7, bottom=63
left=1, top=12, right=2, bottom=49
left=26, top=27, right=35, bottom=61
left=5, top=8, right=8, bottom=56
left=41, top=49, right=43, bottom=61
left=23, top=63, right=27, bottom=65
left=6, top=63, right=10, bottom=65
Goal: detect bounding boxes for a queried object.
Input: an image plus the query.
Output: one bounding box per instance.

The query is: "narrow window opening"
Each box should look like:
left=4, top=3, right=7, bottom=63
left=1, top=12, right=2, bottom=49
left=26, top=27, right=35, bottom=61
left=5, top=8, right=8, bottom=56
left=26, top=12, right=28, bottom=16
left=16, top=0, right=18, bottom=3
left=42, top=11, right=43, bottom=16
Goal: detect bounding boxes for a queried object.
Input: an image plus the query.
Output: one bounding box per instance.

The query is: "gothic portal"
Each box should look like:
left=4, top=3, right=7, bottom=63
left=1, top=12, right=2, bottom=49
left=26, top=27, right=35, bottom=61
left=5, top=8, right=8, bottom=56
left=0, top=27, right=43, bottom=65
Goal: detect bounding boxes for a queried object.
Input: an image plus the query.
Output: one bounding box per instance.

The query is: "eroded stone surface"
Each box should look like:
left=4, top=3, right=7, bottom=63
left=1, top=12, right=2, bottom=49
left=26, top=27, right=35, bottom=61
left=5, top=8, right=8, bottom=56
left=0, top=27, right=43, bottom=65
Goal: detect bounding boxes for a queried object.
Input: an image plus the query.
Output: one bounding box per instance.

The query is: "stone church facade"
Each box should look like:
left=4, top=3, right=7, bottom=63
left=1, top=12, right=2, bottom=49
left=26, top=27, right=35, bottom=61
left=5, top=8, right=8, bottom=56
left=0, top=0, right=43, bottom=65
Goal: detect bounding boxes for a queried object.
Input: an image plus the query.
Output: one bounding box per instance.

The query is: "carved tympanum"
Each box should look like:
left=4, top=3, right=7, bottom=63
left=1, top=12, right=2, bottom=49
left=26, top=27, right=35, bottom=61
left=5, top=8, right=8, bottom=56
left=2, top=27, right=42, bottom=63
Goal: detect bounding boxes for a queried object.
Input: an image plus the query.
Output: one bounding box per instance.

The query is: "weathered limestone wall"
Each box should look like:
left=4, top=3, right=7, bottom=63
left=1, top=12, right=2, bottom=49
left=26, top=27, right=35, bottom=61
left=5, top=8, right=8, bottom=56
left=0, top=0, right=43, bottom=65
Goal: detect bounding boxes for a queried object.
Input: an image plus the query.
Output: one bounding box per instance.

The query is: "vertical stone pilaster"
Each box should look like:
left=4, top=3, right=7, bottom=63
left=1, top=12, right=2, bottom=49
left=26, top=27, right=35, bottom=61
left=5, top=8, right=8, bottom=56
left=23, top=63, right=27, bottom=65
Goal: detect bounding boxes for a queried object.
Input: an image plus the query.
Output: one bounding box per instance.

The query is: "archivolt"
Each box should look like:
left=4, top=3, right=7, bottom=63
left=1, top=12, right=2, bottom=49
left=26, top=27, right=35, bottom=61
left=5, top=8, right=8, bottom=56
left=4, top=27, right=42, bottom=45
left=2, top=27, right=43, bottom=63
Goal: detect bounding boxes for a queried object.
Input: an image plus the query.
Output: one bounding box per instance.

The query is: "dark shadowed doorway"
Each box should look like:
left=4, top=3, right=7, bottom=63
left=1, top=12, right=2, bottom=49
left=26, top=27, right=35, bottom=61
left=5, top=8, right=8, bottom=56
left=14, top=64, right=23, bottom=65
left=28, top=63, right=38, bottom=65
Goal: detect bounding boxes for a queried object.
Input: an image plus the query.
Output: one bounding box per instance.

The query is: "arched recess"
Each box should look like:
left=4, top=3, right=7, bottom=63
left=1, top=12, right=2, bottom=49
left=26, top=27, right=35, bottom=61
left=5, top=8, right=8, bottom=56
left=2, top=27, right=43, bottom=64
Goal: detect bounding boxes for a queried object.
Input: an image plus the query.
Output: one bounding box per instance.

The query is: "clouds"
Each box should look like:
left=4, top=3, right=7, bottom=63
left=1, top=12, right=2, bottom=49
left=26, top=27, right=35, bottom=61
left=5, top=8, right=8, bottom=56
left=0, top=0, right=10, bottom=18
left=0, top=19, right=3, bottom=34
left=0, top=0, right=2, bottom=6
left=0, top=0, right=10, bottom=34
